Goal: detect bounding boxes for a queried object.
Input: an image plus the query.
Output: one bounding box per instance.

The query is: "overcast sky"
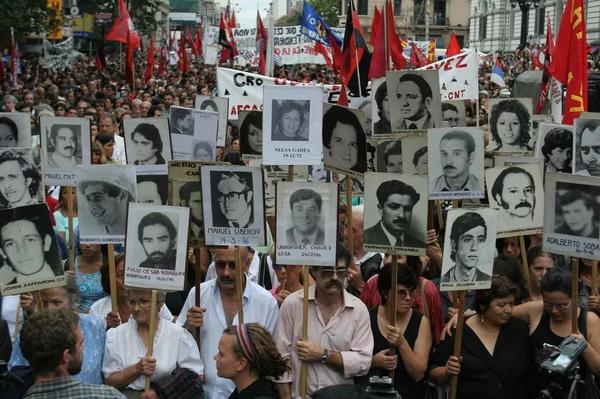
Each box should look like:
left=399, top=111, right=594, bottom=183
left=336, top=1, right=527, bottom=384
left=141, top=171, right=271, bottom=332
left=227, top=0, right=284, bottom=27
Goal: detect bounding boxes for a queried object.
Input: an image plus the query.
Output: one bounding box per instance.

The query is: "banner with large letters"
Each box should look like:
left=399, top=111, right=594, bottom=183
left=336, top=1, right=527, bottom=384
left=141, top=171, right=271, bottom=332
left=418, top=49, right=478, bottom=101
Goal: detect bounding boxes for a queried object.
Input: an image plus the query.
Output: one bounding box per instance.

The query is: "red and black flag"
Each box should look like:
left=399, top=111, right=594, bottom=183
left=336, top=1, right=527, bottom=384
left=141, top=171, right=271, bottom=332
left=341, top=0, right=371, bottom=96
left=219, top=12, right=238, bottom=64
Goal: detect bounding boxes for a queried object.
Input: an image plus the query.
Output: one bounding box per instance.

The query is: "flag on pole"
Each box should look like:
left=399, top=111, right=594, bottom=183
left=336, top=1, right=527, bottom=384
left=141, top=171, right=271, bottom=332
left=105, top=0, right=140, bottom=49
left=125, top=33, right=135, bottom=84
left=446, top=32, right=461, bottom=57
left=195, top=29, right=203, bottom=57
left=428, top=38, right=436, bottom=63
left=551, top=0, right=588, bottom=124
left=179, top=32, right=189, bottom=72
left=95, top=43, right=106, bottom=71
left=9, top=35, right=18, bottom=87
left=369, top=6, right=381, bottom=47
left=314, top=41, right=332, bottom=67
left=300, top=0, right=343, bottom=47
left=144, top=36, right=155, bottom=83
left=341, top=0, right=371, bottom=96
left=256, top=11, right=268, bottom=75
left=186, top=29, right=200, bottom=57
left=410, top=42, right=429, bottom=67
left=219, top=12, right=238, bottom=64
left=229, top=9, right=237, bottom=29
left=535, top=17, right=555, bottom=113
left=368, top=0, right=405, bottom=78
left=490, top=58, right=506, bottom=87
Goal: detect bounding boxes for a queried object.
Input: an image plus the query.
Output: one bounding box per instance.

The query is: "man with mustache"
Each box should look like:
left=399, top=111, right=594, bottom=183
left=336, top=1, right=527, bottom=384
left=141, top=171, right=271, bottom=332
left=47, top=124, right=82, bottom=169
left=137, top=212, right=177, bottom=270
left=364, top=179, right=425, bottom=248
left=441, top=212, right=491, bottom=284
left=432, top=130, right=482, bottom=193
left=490, top=166, right=536, bottom=229
left=555, top=189, right=600, bottom=238
left=176, top=246, right=278, bottom=399
left=577, top=119, right=600, bottom=176
left=286, top=188, right=325, bottom=245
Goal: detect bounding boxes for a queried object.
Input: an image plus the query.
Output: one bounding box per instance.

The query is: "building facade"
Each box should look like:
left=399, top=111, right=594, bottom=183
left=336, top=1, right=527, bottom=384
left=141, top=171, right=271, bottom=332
left=340, top=0, right=470, bottom=48
left=468, top=0, right=600, bottom=53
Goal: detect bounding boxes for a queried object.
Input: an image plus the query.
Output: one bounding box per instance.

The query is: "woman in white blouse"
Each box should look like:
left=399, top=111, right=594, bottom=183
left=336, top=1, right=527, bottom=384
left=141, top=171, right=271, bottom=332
left=102, top=288, right=203, bottom=393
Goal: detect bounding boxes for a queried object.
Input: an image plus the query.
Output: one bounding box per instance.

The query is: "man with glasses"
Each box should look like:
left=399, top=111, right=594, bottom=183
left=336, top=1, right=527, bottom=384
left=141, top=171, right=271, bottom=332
left=176, top=246, right=278, bottom=399
left=286, top=188, right=324, bottom=245
left=275, top=245, right=373, bottom=398
left=213, top=172, right=256, bottom=229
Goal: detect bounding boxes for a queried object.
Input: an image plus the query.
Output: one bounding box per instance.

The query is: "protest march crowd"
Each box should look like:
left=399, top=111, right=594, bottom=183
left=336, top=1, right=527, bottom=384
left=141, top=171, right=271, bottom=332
left=3, top=1, right=600, bottom=398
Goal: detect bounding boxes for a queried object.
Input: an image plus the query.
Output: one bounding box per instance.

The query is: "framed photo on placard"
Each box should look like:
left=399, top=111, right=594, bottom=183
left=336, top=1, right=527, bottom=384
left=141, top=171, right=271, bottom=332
left=262, top=86, right=323, bottom=166
left=401, top=135, right=428, bottom=176
left=428, top=127, right=485, bottom=200
left=0, top=148, right=44, bottom=210
left=573, top=118, right=600, bottom=177
left=371, top=78, right=391, bottom=137
left=76, top=165, right=137, bottom=244
left=169, top=106, right=218, bottom=161
left=488, top=98, right=534, bottom=154
left=168, top=160, right=204, bottom=248
left=123, top=118, right=172, bottom=175
left=441, top=100, right=467, bottom=128
left=124, top=203, right=189, bottom=291
left=239, top=111, right=263, bottom=160
left=543, top=172, right=600, bottom=260
left=195, top=95, right=229, bottom=147
left=41, top=116, right=91, bottom=186
left=275, top=181, right=337, bottom=266
left=375, top=140, right=403, bottom=173
left=201, top=165, right=266, bottom=246
left=439, top=208, right=499, bottom=291
left=0, top=204, right=66, bottom=295
left=0, top=112, right=31, bottom=148
left=534, top=123, right=573, bottom=173
left=136, top=174, right=169, bottom=205
left=363, top=173, right=428, bottom=256
left=485, top=163, right=544, bottom=237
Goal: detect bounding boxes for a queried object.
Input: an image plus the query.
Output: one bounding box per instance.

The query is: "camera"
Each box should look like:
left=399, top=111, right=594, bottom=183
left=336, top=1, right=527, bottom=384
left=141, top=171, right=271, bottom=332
left=364, top=376, right=400, bottom=398
left=538, top=336, right=587, bottom=399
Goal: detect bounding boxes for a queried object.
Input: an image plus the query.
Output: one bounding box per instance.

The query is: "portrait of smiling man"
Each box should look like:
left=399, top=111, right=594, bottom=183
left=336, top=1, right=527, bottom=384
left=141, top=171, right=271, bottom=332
left=441, top=211, right=492, bottom=285
left=46, top=123, right=82, bottom=169
left=390, top=72, right=439, bottom=131
left=286, top=188, right=325, bottom=245
left=137, top=212, right=177, bottom=270
left=0, top=150, right=42, bottom=210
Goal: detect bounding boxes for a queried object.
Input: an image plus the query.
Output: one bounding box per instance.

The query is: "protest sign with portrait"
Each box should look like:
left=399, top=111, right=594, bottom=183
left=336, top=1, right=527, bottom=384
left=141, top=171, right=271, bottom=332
left=195, top=95, right=229, bottom=147
left=401, top=135, right=428, bottom=176
left=322, top=104, right=367, bottom=177
left=534, top=123, right=573, bottom=173
left=0, top=112, right=31, bottom=148
left=168, top=160, right=205, bottom=248
left=0, top=148, right=44, bottom=210
left=488, top=98, right=534, bottom=154
left=169, top=106, right=219, bottom=161
left=123, top=118, right=172, bottom=175
left=239, top=110, right=263, bottom=160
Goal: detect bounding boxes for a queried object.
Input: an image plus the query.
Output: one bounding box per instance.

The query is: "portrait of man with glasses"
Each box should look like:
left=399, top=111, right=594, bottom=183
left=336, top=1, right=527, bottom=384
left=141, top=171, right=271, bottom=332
left=211, top=171, right=256, bottom=229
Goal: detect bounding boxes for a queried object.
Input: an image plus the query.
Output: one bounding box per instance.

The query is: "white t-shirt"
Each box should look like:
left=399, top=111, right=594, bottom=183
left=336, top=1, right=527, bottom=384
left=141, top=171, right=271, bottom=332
left=89, top=296, right=173, bottom=329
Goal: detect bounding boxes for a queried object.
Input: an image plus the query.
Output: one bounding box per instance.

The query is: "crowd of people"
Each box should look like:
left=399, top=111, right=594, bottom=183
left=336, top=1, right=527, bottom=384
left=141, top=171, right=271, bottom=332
left=0, top=50, right=600, bottom=399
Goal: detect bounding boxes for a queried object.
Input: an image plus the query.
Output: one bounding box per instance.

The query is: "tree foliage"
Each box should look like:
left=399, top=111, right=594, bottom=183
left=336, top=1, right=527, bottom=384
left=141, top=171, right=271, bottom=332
left=0, top=0, right=60, bottom=46
left=308, top=0, right=339, bottom=26
left=275, top=13, right=302, bottom=27
left=79, top=0, right=163, bottom=38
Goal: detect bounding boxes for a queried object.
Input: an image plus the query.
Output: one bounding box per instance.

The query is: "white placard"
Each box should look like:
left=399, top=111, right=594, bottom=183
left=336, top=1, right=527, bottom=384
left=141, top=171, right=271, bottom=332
left=123, top=118, right=172, bottom=175
left=169, top=106, right=219, bottom=161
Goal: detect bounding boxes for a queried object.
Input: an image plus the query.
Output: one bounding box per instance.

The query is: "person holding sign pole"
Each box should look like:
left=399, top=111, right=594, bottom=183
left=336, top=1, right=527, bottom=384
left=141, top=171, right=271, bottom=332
left=275, top=246, right=373, bottom=398
left=176, top=246, right=279, bottom=399
left=215, top=323, right=288, bottom=398
left=103, top=288, right=203, bottom=392
left=429, top=275, right=530, bottom=399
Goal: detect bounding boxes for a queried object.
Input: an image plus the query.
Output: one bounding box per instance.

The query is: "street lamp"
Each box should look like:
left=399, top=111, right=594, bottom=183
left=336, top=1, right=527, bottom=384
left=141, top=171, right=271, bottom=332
left=510, top=0, right=540, bottom=50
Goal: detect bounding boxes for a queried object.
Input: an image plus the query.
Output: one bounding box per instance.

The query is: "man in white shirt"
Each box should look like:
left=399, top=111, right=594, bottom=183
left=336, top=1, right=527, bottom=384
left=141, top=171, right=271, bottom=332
left=98, top=113, right=126, bottom=164
left=176, top=246, right=279, bottom=399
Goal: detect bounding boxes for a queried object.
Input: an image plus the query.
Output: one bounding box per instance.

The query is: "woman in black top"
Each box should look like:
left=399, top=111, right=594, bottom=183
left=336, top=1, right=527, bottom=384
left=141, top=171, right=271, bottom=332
left=215, top=323, right=288, bottom=399
left=367, top=265, right=432, bottom=399
left=429, top=275, right=530, bottom=399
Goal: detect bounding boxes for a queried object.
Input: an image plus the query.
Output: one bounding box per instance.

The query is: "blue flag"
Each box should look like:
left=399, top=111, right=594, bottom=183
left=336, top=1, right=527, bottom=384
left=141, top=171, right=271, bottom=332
left=301, top=1, right=342, bottom=47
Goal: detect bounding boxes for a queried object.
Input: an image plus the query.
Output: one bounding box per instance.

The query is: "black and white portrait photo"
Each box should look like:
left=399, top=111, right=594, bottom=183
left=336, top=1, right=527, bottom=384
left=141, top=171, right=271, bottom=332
left=0, top=112, right=31, bottom=148
left=401, top=135, right=428, bottom=175
left=0, top=148, right=44, bottom=210
left=534, top=123, right=573, bottom=173
left=375, top=140, right=403, bottom=173
left=485, top=163, right=544, bottom=237
left=371, top=78, right=391, bottom=137
left=169, top=107, right=219, bottom=161
left=124, top=203, right=189, bottom=291
left=363, top=173, right=428, bottom=255
left=76, top=165, right=137, bottom=244
left=387, top=70, right=442, bottom=133
left=41, top=116, right=91, bottom=186
left=488, top=98, right=534, bottom=153
left=168, top=160, right=204, bottom=247
left=136, top=174, right=168, bottom=205
left=322, top=104, right=367, bottom=176
left=201, top=165, right=266, bottom=246
left=239, top=110, right=263, bottom=160
left=195, top=95, right=229, bottom=147
left=263, top=86, right=323, bottom=166
left=357, top=98, right=373, bottom=136
left=543, top=173, right=600, bottom=260
left=307, top=164, right=331, bottom=182
left=123, top=118, right=172, bottom=175
left=439, top=208, right=499, bottom=291
left=275, top=181, right=337, bottom=266
left=441, top=100, right=467, bottom=128
left=428, top=127, right=485, bottom=200
left=573, top=118, right=600, bottom=176
left=0, top=204, right=65, bottom=295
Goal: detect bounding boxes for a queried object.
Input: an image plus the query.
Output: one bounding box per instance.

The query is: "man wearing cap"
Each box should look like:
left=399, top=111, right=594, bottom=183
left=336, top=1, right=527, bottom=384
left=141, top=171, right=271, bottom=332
left=78, top=170, right=135, bottom=235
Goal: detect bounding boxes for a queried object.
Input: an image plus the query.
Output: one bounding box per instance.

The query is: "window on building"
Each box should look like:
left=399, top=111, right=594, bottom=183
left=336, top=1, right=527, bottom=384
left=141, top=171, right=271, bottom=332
left=434, top=0, right=446, bottom=25
left=479, top=15, right=487, bottom=39
left=414, top=0, right=425, bottom=24
left=394, top=0, right=401, bottom=15
left=357, top=0, right=368, bottom=15
left=536, top=6, right=545, bottom=35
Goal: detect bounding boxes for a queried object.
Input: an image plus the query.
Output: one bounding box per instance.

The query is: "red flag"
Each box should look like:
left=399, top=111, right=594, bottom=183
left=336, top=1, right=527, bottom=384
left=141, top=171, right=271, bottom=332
left=125, top=36, right=134, bottom=85
left=256, top=11, right=268, bottom=75
left=219, top=12, right=238, bottom=64
left=9, top=40, right=18, bottom=86
left=368, top=0, right=405, bottom=78
left=531, top=48, right=543, bottom=70
left=230, top=10, right=237, bottom=29
left=410, top=42, right=429, bottom=68
left=144, top=36, right=155, bottom=83
left=315, top=41, right=332, bottom=67
left=369, top=7, right=381, bottom=47
left=105, top=0, right=140, bottom=49
left=329, top=31, right=344, bottom=75
left=186, top=29, right=200, bottom=57
left=341, top=2, right=371, bottom=96
left=178, top=33, right=188, bottom=72
left=337, top=86, right=349, bottom=106
left=0, top=54, right=5, bottom=80
left=95, top=44, right=106, bottom=71
left=385, top=0, right=406, bottom=70
left=551, top=0, right=588, bottom=124
left=446, top=32, right=461, bottom=57
left=535, top=16, right=555, bottom=113
left=195, top=29, right=203, bottom=57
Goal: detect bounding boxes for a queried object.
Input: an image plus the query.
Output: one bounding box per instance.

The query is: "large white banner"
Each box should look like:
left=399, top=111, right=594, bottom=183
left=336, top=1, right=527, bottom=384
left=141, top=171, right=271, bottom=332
left=418, top=50, right=478, bottom=101
left=203, top=25, right=345, bottom=66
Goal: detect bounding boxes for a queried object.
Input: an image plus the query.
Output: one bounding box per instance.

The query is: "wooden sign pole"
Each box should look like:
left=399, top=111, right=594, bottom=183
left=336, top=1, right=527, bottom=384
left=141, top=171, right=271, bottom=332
left=300, top=265, right=309, bottom=399
left=194, top=247, right=203, bottom=348
left=389, top=254, right=398, bottom=380
left=345, top=177, right=354, bottom=255
left=592, top=260, right=598, bottom=296
left=571, top=257, right=579, bottom=334
left=235, top=246, right=244, bottom=325
left=144, top=289, right=158, bottom=392
left=108, top=244, right=118, bottom=312
left=449, top=290, right=466, bottom=399
left=67, top=187, right=75, bottom=272
left=518, top=236, right=533, bottom=298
